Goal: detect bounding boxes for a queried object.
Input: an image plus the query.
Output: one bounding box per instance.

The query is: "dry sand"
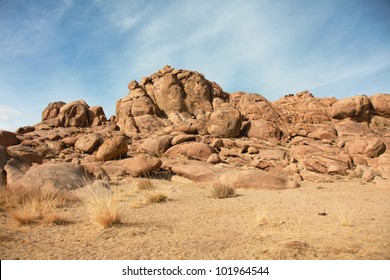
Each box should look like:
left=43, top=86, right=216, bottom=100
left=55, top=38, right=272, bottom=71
left=1, top=178, right=389, bottom=260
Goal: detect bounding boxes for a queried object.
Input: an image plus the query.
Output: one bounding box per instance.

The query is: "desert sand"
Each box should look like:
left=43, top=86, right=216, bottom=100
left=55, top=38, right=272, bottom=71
left=1, top=177, right=389, bottom=260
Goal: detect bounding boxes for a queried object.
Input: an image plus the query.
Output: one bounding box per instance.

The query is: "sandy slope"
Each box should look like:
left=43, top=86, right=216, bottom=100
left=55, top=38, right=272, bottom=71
left=1, top=178, right=389, bottom=260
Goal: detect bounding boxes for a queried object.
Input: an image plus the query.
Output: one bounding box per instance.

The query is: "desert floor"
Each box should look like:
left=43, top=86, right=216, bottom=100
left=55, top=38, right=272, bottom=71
left=1, top=178, right=389, bottom=260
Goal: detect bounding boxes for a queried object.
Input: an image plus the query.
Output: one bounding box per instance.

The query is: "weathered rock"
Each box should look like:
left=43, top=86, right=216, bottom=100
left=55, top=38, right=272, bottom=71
left=207, top=153, right=221, bottom=164
left=171, top=134, right=198, bottom=146
left=330, top=95, right=371, bottom=122
left=274, top=91, right=334, bottom=124
left=117, top=116, right=139, bottom=133
left=370, top=94, right=390, bottom=117
left=62, top=136, right=79, bottom=147
left=88, top=106, right=107, bottom=127
left=344, top=138, right=386, bottom=158
left=244, top=120, right=281, bottom=140
left=168, top=161, right=222, bottom=182
left=75, top=134, right=101, bottom=154
left=42, top=101, right=66, bottom=120
left=58, top=100, right=90, bottom=127
left=164, top=142, right=215, bottom=161
left=6, top=145, right=43, bottom=164
left=122, top=155, right=162, bottom=176
left=15, top=163, right=90, bottom=190
left=140, top=135, right=174, bottom=156
left=3, top=158, right=29, bottom=188
left=96, top=135, right=128, bottom=161
left=15, top=126, right=35, bottom=134
left=334, top=120, right=373, bottom=138
left=0, top=146, right=7, bottom=186
left=207, top=106, right=242, bottom=137
left=0, top=130, right=19, bottom=147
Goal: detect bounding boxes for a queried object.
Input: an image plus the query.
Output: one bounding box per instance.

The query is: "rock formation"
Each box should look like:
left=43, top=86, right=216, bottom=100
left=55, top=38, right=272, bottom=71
left=1, top=66, right=389, bottom=191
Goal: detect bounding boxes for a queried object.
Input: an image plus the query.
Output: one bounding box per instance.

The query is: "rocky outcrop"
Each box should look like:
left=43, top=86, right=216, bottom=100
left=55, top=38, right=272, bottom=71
left=2, top=66, right=389, bottom=189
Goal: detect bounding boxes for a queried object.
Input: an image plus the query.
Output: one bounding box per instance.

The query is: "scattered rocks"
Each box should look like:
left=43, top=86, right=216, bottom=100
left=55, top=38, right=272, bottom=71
left=2, top=66, right=389, bottom=189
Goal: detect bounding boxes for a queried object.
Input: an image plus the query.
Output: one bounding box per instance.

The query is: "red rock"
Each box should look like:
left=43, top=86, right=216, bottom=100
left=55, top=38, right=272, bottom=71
left=330, top=95, right=371, bottom=122
left=370, top=94, right=390, bottom=117
left=96, top=135, right=128, bottom=161
left=75, top=134, right=101, bottom=154
left=207, top=106, right=242, bottom=137
left=0, top=130, right=19, bottom=147
left=164, top=142, right=215, bottom=161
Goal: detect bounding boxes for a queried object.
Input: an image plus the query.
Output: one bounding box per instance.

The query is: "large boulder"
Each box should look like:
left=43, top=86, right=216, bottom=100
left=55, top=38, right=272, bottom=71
left=88, top=106, right=107, bottom=127
left=344, top=137, right=386, bottom=158
left=122, top=155, right=162, bottom=176
left=58, top=100, right=90, bottom=127
left=244, top=120, right=281, bottom=140
left=75, top=134, right=101, bottom=154
left=207, top=106, right=242, bottom=137
left=330, top=95, right=371, bottom=122
left=15, top=163, right=90, bottom=190
left=96, top=135, right=128, bottom=161
left=6, top=145, right=43, bottom=164
left=370, top=94, right=390, bottom=117
left=101, top=155, right=162, bottom=178
left=140, top=135, right=174, bottom=156
left=42, top=101, right=66, bottom=121
left=0, top=130, right=19, bottom=147
left=164, top=142, right=215, bottom=161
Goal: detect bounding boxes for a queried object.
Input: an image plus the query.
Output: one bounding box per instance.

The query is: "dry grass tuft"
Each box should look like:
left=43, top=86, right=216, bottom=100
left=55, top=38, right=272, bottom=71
left=3, top=183, right=74, bottom=226
left=255, top=207, right=270, bottom=226
left=137, top=179, right=156, bottom=191
left=75, top=185, right=123, bottom=228
left=334, top=203, right=360, bottom=227
left=211, top=183, right=237, bottom=199
left=145, top=191, right=168, bottom=204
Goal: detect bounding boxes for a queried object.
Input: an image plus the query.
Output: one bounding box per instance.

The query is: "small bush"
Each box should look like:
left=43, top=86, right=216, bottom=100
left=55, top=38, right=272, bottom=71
left=76, top=185, right=123, bottom=228
left=211, top=183, right=236, bottom=199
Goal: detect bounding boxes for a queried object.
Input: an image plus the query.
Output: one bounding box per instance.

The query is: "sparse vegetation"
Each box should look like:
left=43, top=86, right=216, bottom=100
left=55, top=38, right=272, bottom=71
left=2, top=183, right=73, bottom=226
left=145, top=191, right=168, bottom=204
left=211, top=183, right=236, bottom=199
left=334, top=203, right=360, bottom=227
left=75, top=185, right=123, bottom=228
left=137, top=178, right=156, bottom=191
left=255, top=207, right=269, bottom=226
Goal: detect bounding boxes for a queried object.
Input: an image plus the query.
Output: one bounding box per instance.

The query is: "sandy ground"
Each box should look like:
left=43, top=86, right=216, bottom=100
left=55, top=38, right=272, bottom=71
left=1, top=178, right=389, bottom=260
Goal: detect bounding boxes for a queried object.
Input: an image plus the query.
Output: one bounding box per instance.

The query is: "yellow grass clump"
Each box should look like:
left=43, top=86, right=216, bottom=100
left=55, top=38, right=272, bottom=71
left=211, top=183, right=237, bottom=199
left=334, top=203, right=361, bottom=227
left=75, top=185, right=123, bottom=228
left=1, top=183, right=74, bottom=226
left=137, top=178, right=157, bottom=191
left=145, top=191, right=168, bottom=204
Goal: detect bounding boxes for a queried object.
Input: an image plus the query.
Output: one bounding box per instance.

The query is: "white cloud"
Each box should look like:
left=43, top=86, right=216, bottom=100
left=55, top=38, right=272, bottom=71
left=0, top=105, right=20, bottom=121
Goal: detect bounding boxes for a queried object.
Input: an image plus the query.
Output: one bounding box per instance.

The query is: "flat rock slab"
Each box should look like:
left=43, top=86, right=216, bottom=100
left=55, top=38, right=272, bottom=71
left=166, top=160, right=299, bottom=189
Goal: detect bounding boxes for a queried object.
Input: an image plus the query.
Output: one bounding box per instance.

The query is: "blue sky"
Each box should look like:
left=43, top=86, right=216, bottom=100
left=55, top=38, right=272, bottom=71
left=1, top=0, right=390, bottom=131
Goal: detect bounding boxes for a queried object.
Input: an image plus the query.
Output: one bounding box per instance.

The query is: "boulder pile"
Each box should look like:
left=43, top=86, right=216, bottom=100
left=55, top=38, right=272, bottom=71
left=1, top=66, right=389, bottom=190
